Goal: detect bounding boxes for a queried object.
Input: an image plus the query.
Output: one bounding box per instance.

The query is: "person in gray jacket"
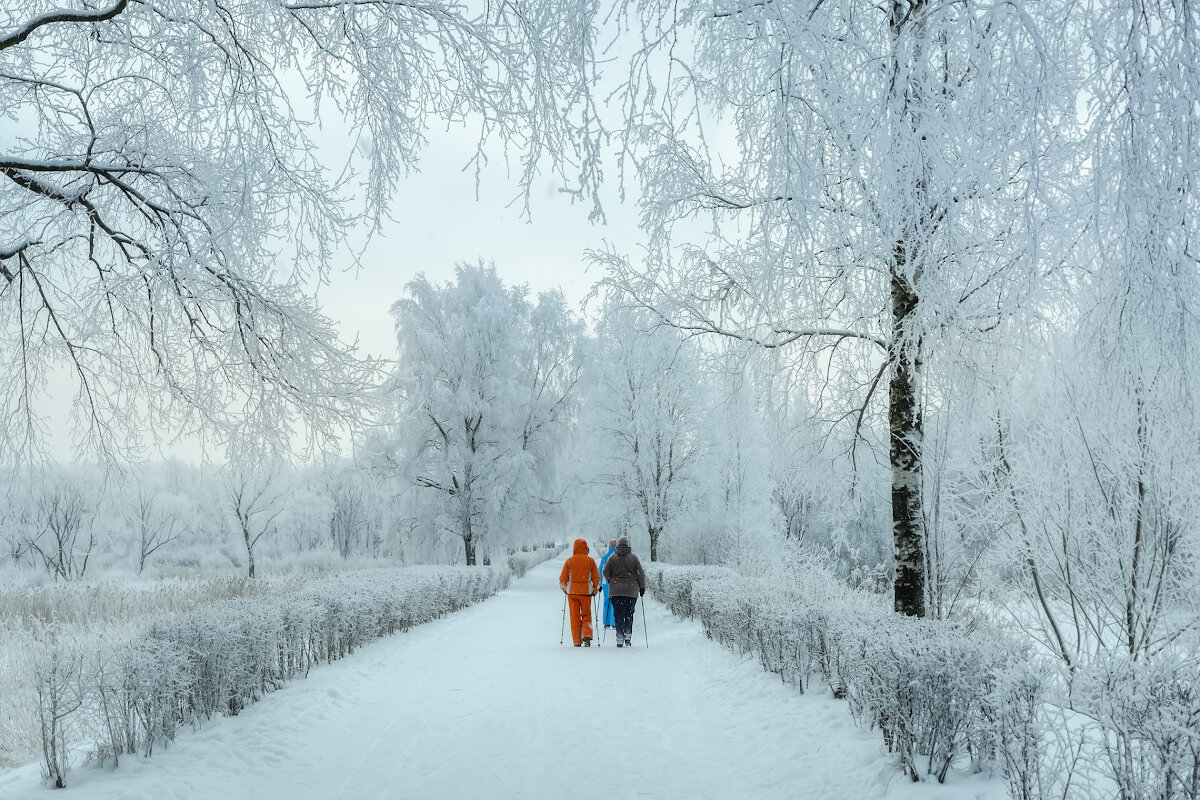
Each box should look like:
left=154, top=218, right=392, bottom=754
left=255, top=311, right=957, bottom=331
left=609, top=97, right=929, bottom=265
left=601, top=535, right=646, bottom=648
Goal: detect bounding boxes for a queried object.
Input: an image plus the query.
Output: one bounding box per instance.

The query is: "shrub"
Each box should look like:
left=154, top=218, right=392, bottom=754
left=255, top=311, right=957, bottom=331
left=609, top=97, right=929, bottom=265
left=507, top=546, right=563, bottom=578
left=1078, top=653, right=1200, bottom=800
left=646, top=564, right=1014, bottom=784
left=26, top=567, right=509, bottom=787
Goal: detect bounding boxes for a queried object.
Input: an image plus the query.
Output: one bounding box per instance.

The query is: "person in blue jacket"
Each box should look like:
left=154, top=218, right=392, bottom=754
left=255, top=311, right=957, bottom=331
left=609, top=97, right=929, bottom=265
left=599, top=538, right=617, bottom=632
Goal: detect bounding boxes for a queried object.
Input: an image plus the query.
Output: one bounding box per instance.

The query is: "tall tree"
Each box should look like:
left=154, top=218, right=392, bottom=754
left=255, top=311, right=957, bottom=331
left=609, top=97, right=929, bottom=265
left=0, top=0, right=602, bottom=463
left=991, top=0, right=1200, bottom=667
left=1078, top=0, right=1200, bottom=661
left=384, top=263, right=582, bottom=565
left=598, top=0, right=1064, bottom=614
left=580, top=306, right=706, bottom=562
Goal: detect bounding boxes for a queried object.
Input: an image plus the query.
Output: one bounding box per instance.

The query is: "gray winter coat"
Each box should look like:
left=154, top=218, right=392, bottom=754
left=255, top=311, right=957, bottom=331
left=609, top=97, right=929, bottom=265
left=602, top=542, right=646, bottom=598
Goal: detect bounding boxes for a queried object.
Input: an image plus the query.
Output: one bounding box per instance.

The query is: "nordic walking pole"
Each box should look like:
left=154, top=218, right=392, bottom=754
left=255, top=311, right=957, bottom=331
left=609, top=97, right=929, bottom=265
left=600, top=592, right=607, bottom=646
left=641, top=597, right=649, bottom=648
left=560, top=592, right=567, bottom=645
left=593, top=592, right=601, bottom=647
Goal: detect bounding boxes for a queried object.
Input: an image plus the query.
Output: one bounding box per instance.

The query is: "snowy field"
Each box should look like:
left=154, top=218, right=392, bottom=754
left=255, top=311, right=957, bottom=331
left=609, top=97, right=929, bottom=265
left=0, top=559, right=1004, bottom=800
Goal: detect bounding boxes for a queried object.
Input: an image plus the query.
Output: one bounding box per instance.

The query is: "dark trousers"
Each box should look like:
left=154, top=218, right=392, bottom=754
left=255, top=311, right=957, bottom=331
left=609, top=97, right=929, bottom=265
left=611, top=595, right=638, bottom=640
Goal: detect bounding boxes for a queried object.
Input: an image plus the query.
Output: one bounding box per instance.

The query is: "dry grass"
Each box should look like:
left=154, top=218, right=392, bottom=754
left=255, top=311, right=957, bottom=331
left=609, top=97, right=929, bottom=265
left=0, top=574, right=308, bottom=629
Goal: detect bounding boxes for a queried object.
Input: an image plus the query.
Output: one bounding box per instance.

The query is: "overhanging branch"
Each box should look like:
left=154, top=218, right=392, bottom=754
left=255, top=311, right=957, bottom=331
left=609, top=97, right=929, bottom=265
left=0, top=0, right=130, bottom=51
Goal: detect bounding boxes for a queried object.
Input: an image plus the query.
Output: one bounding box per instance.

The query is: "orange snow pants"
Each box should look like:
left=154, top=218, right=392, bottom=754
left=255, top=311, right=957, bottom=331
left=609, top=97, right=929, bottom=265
left=567, top=594, right=594, bottom=645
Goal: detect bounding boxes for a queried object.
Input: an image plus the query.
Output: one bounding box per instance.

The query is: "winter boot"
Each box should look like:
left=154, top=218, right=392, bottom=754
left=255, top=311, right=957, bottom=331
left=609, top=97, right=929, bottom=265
left=616, top=641, right=623, bottom=648
left=583, top=637, right=591, bottom=647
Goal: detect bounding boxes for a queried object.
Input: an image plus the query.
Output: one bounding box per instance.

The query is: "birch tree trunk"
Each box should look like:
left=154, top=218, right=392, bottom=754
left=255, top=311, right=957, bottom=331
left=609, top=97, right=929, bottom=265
left=889, top=246, right=926, bottom=617
left=885, top=0, right=930, bottom=617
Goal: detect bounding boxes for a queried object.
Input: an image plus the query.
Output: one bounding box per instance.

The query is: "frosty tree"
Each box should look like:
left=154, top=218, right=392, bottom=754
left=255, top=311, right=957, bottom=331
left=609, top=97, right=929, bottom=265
left=129, top=482, right=192, bottom=573
left=382, top=264, right=583, bottom=565
left=1073, top=0, right=1200, bottom=661
left=579, top=306, right=706, bottom=562
left=0, top=0, right=602, bottom=463
left=225, top=467, right=286, bottom=578
left=28, top=481, right=96, bottom=580
left=692, top=359, right=778, bottom=569
left=599, top=0, right=1065, bottom=615
left=990, top=0, right=1200, bottom=667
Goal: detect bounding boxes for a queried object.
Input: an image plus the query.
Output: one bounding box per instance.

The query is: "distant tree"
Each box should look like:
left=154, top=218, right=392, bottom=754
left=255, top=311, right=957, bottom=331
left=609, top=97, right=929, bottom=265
left=131, top=488, right=191, bottom=574
left=581, top=307, right=706, bottom=562
left=328, top=471, right=369, bottom=560
left=748, top=350, right=848, bottom=554
left=26, top=483, right=96, bottom=581
left=273, top=477, right=334, bottom=555
left=114, top=462, right=196, bottom=572
left=0, top=0, right=602, bottom=464
left=225, top=469, right=285, bottom=578
left=701, top=362, right=779, bottom=569
left=382, top=264, right=583, bottom=565
left=2, top=493, right=37, bottom=567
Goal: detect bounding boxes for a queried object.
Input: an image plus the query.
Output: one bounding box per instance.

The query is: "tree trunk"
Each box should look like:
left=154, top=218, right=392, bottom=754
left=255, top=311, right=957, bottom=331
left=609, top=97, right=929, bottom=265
left=890, top=243, right=926, bottom=617
left=242, top=526, right=256, bottom=578
left=886, top=0, right=929, bottom=618
left=648, top=525, right=660, bottom=562
left=463, top=495, right=476, bottom=566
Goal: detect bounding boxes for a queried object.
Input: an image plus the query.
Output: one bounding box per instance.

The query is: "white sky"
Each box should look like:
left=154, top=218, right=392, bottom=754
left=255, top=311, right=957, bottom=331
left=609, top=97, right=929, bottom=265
left=316, top=124, right=645, bottom=363
left=34, top=117, right=645, bottom=463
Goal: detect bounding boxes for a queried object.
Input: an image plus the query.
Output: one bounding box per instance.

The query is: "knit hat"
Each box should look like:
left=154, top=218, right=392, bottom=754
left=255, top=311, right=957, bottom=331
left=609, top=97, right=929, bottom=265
left=617, top=535, right=630, bottom=548
left=608, top=538, right=617, bottom=547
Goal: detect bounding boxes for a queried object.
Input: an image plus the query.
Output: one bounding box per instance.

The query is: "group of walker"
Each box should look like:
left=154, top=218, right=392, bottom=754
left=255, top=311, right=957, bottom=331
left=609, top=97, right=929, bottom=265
left=559, top=535, right=646, bottom=648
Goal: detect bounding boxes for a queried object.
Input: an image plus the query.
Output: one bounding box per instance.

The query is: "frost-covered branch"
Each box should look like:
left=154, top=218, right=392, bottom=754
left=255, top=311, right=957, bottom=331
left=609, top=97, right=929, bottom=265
left=0, top=0, right=130, bottom=51
left=0, top=0, right=602, bottom=464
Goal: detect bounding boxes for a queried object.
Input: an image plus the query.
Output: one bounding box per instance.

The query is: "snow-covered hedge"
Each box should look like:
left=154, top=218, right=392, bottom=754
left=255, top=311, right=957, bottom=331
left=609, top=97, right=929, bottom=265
left=647, top=564, right=1010, bottom=782
left=1075, top=653, right=1200, bottom=800
left=30, top=567, right=509, bottom=788
left=1, top=573, right=311, bottom=769
left=507, top=545, right=564, bottom=578
left=647, top=564, right=1200, bottom=798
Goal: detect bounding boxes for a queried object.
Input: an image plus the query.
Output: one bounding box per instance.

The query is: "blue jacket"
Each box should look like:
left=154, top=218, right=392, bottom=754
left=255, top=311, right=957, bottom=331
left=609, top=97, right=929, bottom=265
left=599, top=546, right=615, bottom=580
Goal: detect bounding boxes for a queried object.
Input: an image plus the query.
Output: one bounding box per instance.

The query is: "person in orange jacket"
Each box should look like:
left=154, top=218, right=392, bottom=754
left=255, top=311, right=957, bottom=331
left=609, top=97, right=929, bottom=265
left=559, top=538, right=601, bottom=647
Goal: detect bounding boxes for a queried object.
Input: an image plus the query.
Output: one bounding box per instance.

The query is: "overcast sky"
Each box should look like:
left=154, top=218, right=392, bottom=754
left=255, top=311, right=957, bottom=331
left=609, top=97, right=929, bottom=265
left=316, top=122, right=644, bottom=362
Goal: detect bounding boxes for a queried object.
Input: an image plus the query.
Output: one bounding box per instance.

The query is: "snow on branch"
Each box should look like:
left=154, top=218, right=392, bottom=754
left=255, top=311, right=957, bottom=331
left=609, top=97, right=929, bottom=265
left=0, top=0, right=129, bottom=52
left=0, top=0, right=602, bottom=464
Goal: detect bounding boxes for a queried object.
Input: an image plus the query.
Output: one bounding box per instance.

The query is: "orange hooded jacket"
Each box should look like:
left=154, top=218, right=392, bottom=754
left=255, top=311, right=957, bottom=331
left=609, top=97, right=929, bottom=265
left=559, top=539, right=601, bottom=596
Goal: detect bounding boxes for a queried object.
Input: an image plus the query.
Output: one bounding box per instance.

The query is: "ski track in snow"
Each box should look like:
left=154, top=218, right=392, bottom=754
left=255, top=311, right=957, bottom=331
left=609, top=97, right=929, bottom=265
left=0, top=560, right=1006, bottom=800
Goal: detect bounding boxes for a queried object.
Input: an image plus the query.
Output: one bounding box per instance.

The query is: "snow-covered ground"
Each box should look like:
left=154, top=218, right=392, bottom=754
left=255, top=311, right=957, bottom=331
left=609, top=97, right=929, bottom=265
left=0, top=559, right=1007, bottom=799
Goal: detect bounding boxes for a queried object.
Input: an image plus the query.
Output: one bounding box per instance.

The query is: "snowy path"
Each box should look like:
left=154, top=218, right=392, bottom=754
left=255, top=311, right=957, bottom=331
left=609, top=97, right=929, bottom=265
left=2, top=559, right=1003, bottom=800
